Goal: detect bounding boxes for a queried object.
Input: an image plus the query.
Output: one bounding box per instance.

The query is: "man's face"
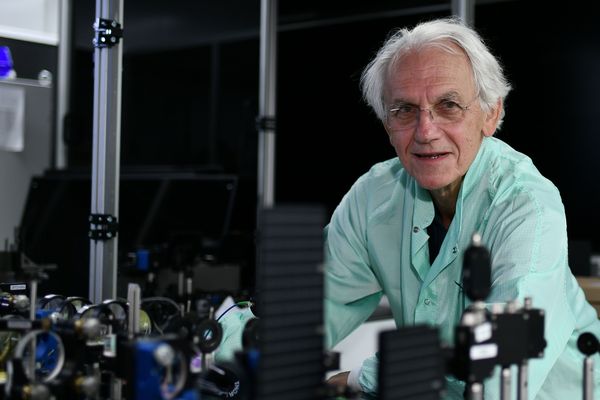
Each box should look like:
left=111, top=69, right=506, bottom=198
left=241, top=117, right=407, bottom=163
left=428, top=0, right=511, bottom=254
left=383, top=44, right=500, bottom=192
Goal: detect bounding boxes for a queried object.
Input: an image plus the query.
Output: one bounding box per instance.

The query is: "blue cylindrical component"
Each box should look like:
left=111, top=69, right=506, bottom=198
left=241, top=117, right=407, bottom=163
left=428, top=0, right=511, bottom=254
left=137, top=249, right=150, bottom=271
left=36, top=309, right=54, bottom=319
left=0, top=46, right=14, bottom=79
left=135, top=341, right=163, bottom=400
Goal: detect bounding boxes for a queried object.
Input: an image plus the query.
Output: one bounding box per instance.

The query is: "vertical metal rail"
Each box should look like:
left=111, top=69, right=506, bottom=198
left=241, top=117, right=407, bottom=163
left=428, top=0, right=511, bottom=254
left=56, top=0, right=72, bottom=169
left=451, top=0, right=475, bottom=26
left=257, top=0, right=278, bottom=210
left=89, top=0, right=123, bottom=303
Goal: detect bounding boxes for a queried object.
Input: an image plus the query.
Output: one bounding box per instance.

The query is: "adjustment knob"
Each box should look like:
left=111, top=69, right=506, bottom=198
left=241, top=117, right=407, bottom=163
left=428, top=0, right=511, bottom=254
left=577, top=332, right=599, bottom=356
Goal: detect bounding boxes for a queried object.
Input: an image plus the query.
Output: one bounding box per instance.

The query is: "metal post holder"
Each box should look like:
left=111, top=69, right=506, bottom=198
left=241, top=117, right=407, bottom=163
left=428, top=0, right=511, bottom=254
left=93, top=18, right=124, bottom=48
left=88, top=214, right=119, bottom=240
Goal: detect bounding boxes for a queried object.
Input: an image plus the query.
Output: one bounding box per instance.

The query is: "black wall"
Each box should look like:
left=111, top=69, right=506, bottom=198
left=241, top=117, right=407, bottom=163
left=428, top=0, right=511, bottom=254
left=66, top=0, right=600, bottom=255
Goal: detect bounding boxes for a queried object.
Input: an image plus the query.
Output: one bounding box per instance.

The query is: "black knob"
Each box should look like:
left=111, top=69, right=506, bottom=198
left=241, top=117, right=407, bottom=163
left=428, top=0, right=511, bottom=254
left=577, top=332, right=599, bottom=356
left=462, top=233, right=491, bottom=301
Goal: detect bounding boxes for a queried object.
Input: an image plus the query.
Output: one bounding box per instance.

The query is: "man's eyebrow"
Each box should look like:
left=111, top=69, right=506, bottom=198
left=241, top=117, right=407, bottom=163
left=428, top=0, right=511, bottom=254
left=390, top=91, right=463, bottom=106
left=437, top=91, right=462, bottom=102
left=389, top=97, right=413, bottom=106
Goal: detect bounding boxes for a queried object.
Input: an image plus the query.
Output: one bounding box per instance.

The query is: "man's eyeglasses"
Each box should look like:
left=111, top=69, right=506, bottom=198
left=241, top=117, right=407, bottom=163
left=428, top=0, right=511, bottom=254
left=386, top=95, right=479, bottom=131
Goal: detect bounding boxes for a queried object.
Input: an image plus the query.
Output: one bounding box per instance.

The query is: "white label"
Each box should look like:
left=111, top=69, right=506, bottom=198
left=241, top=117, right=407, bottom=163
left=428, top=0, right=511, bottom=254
left=9, top=284, right=26, bottom=291
left=470, top=343, right=498, bottom=360
left=474, top=322, right=492, bottom=343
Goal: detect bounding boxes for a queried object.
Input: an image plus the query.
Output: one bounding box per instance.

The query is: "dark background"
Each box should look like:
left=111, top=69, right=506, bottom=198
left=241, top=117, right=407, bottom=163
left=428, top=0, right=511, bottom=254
left=4, top=0, right=600, bottom=294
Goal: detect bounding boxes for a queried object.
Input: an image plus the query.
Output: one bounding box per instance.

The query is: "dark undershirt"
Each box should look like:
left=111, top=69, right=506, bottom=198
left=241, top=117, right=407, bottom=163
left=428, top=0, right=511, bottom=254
left=427, top=208, right=448, bottom=265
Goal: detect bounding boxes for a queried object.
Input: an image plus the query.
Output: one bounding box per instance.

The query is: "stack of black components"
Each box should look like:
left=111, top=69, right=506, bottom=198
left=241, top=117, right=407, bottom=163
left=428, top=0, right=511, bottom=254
left=255, top=205, right=326, bottom=400
left=379, top=326, right=446, bottom=400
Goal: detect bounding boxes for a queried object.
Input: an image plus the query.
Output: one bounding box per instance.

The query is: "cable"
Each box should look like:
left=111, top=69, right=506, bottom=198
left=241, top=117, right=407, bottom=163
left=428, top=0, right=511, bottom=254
left=141, top=297, right=181, bottom=311
left=216, top=301, right=252, bottom=322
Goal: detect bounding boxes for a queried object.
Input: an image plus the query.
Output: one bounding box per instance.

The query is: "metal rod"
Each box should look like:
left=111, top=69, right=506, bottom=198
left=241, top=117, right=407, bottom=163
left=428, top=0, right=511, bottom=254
left=451, top=0, right=475, bottom=26
left=208, top=43, right=220, bottom=167
left=518, top=361, right=528, bottom=400
left=127, top=283, right=141, bottom=338
left=500, top=367, right=512, bottom=400
left=186, top=277, right=192, bottom=313
left=28, top=279, right=37, bottom=377
left=89, top=0, right=124, bottom=303
left=584, top=357, right=593, bottom=400
left=467, top=382, right=483, bottom=400
left=56, top=0, right=72, bottom=169
left=177, top=271, right=184, bottom=297
left=257, top=0, right=278, bottom=209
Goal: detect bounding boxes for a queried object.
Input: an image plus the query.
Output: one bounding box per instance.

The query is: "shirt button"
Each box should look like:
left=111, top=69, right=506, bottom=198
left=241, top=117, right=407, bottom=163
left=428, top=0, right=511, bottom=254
left=413, top=226, right=419, bottom=233
left=424, top=298, right=431, bottom=305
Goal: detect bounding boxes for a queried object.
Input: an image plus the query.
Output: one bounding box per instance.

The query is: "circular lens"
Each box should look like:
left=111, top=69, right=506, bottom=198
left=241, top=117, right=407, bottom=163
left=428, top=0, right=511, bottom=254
left=39, top=294, right=65, bottom=311
left=103, top=300, right=128, bottom=333
left=65, top=297, right=92, bottom=313
left=13, top=330, right=65, bottom=383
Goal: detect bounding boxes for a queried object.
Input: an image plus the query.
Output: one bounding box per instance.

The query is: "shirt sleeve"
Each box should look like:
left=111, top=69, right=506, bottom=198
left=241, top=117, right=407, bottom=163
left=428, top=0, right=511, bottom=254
left=324, top=176, right=384, bottom=349
left=481, top=177, right=575, bottom=399
left=357, top=354, right=379, bottom=393
left=214, top=308, right=256, bottom=363
left=323, top=175, right=387, bottom=397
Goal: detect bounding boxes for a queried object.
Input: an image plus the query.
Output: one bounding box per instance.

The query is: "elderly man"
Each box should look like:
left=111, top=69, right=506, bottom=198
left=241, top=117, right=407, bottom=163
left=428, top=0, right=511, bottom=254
left=324, top=17, right=600, bottom=398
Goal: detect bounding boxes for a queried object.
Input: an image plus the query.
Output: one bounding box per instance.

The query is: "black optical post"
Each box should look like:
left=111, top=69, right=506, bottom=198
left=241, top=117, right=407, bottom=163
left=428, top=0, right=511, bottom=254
left=452, top=233, right=496, bottom=400
left=457, top=234, right=547, bottom=400
left=577, top=332, right=599, bottom=400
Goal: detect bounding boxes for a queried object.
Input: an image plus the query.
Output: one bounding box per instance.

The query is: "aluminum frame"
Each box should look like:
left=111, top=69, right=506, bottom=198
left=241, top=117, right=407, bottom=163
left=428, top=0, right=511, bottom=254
left=89, top=0, right=123, bottom=303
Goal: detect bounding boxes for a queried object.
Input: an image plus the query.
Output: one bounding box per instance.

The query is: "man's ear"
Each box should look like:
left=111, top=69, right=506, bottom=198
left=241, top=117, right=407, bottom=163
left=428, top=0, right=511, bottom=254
left=383, top=122, right=394, bottom=145
left=483, top=99, right=503, bottom=137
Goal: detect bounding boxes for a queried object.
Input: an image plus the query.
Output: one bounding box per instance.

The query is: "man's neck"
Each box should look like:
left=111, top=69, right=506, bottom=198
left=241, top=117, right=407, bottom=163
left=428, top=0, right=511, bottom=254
left=429, top=177, right=464, bottom=229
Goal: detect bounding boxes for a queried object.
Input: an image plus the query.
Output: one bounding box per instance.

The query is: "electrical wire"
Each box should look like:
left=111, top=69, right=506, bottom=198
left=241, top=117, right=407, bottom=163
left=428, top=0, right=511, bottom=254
left=141, top=297, right=182, bottom=311
left=216, top=301, right=253, bottom=322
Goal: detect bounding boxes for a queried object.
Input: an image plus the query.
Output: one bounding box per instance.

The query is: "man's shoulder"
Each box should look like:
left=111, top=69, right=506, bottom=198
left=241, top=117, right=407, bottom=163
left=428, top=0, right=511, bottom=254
left=483, top=137, right=532, bottom=170
left=339, top=158, right=409, bottom=217
left=479, top=138, right=563, bottom=218
left=357, top=157, right=405, bottom=187
left=483, top=137, right=558, bottom=195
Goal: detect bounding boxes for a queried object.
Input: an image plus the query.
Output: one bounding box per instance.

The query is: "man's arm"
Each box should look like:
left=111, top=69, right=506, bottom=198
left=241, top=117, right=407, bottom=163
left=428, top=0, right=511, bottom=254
left=481, top=180, right=575, bottom=398
left=324, top=176, right=385, bottom=393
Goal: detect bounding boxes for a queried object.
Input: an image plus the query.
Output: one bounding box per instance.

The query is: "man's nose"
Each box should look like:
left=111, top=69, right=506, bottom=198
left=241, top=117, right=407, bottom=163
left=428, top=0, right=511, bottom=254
left=414, top=108, right=438, bottom=142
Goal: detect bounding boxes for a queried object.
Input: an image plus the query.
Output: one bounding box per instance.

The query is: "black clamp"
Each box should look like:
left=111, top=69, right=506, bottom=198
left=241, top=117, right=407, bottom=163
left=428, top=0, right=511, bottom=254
left=256, top=115, right=276, bottom=131
left=93, top=18, right=123, bottom=48
left=89, top=214, right=119, bottom=240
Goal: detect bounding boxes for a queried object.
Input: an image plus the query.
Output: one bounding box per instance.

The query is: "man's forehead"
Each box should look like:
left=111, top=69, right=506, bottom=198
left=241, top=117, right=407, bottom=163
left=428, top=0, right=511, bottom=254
left=386, top=47, right=476, bottom=101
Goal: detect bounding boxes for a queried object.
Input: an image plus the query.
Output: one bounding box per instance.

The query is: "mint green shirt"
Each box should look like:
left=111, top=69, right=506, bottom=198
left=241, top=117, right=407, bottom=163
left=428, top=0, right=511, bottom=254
left=324, top=137, right=600, bottom=398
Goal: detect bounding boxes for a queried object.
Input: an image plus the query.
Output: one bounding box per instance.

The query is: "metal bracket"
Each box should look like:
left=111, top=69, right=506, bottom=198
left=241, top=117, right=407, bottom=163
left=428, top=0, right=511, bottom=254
left=89, top=214, right=119, bottom=240
left=256, top=115, right=276, bottom=131
left=93, top=18, right=123, bottom=48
